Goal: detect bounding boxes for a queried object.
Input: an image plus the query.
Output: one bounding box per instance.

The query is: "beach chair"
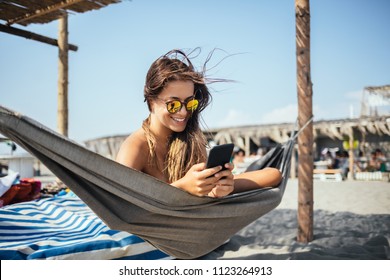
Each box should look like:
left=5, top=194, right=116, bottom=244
left=0, top=105, right=297, bottom=259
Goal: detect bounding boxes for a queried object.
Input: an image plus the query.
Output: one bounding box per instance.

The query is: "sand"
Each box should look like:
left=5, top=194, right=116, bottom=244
left=200, top=179, right=390, bottom=260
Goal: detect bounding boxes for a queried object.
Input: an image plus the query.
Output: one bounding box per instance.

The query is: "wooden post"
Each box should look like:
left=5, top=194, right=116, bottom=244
left=245, top=134, right=250, bottom=156
left=348, top=134, right=355, bottom=180
left=295, top=0, right=314, bottom=243
left=58, top=14, right=69, bottom=136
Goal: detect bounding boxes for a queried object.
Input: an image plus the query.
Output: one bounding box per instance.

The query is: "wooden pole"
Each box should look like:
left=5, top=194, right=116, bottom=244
left=295, top=0, right=314, bottom=243
left=348, top=134, right=355, bottom=180
left=58, top=14, right=69, bottom=136
left=245, top=134, right=250, bottom=156
left=0, top=23, right=78, bottom=51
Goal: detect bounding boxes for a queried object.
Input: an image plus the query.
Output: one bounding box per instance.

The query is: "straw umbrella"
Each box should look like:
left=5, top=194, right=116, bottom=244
left=0, top=1, right=123, bottom=137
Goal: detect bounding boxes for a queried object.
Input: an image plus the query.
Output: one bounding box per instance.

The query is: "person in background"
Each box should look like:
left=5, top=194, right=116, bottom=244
left=232, top=149, right=245, bottom=166
left=324, top=151, right=335, bottom=169
left=338, top=150, right=350, bottom=179
left=374, top=149, right=387, bottom=172
left=368, top=151, right=380, bottom=171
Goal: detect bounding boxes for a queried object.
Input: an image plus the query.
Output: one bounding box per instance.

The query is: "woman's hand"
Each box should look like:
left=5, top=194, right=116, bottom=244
left=171, top=162, right=234, bottom=197
left=207, top=163, right=235, bottom=198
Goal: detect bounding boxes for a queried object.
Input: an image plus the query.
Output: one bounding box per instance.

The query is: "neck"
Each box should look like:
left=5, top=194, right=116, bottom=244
left=149, top=115, right=172, bottom=144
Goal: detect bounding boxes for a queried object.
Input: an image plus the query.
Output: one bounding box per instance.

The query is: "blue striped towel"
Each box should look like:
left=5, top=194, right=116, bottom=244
left=0, top=194, right=171, bottom=260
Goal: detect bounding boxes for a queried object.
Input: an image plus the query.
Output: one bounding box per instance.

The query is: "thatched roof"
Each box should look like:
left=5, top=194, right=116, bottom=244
left=365, top=85, right=390, bottom=97
left=210, top=116, right=390, bottom=144
left=83, top=116, right=390, bottom=159
left=0, top=0, right=121, bottom=26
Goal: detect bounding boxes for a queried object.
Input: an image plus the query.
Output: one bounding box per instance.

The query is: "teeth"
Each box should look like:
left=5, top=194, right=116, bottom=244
left=173, top=117, right=185, bottom=122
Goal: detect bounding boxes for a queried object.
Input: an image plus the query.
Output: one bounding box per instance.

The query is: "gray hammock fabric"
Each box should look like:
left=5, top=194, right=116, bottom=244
left=0, top=105, right=295, bottom=259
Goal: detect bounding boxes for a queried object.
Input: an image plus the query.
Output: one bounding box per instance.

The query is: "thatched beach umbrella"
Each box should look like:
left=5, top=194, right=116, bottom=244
left=0, top=0, right=122, bottom=136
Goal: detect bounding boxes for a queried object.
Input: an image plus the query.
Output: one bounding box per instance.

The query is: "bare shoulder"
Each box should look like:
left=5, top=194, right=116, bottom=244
left=116, top=128, right=148, bottom=170
left=121, top=129, right=147, bottom=148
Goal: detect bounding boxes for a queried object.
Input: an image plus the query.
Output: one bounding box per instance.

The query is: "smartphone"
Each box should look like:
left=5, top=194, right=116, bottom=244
left=206, top=143, right=234, bottom=170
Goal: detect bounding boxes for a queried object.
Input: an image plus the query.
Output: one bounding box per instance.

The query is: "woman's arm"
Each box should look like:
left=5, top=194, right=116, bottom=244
left=233, top=167, right=282, bottom=193
left=202, top=165, right=282, bottom=197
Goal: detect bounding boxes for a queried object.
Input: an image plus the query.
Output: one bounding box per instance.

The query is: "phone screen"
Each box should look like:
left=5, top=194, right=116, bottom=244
left=206, top=143, right=234, bottom=170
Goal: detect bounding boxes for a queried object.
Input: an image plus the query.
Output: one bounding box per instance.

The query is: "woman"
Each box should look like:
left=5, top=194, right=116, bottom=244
left=116, top=49, right=282, bottom=197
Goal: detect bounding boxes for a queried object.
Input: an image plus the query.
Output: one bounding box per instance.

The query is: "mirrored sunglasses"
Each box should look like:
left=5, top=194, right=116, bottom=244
left=160, top=98, right=199, bottom=114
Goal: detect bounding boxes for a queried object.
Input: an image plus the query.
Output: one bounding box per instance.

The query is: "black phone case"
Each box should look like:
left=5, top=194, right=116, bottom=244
left=206, top=143, right=234, bottom=170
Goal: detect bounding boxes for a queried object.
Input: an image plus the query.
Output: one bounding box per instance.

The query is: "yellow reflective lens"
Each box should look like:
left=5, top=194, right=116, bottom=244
left=186, top=99, right=199, bottom=112
left=167, top=100, right=182, bottom=113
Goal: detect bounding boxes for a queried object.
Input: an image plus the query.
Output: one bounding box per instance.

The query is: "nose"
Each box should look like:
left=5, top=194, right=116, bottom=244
left=176, top=103, right=188, bottom=115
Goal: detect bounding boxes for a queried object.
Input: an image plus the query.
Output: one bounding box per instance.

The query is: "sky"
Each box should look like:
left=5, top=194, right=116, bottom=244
left=1, top=0, right=390, bottom=155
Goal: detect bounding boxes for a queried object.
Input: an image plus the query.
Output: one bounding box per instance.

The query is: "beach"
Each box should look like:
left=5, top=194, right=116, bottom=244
left=2, top=170, right=389, bottom=260
left=200, top=179, right=390, bottom=260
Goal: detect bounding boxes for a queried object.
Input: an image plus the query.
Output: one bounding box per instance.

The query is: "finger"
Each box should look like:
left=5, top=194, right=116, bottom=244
left=214, top=172, right=234, bottom=185
left=215, top=176, right=234, bottom=186
left=214, top=169, right=233, bottom=179
left=201, top=166, right=223, bottom=178
left=224, top=162, right=234, bottom=171
left=203, top=175, right=222, bottom=187
left=191, top=162, right=207, bottom=171
left=198, top=184, right=218, bottom=196
left=216, top=184, right=234, bottom=192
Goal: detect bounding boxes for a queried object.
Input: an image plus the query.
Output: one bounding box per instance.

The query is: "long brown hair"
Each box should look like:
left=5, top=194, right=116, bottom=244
left=143, top=49, right=218, bottom=182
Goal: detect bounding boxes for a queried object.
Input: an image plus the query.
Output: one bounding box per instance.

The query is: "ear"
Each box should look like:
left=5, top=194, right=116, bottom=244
left=144, top=93, right=155, bottom=112
left=147, top=99, right=156, bottom=113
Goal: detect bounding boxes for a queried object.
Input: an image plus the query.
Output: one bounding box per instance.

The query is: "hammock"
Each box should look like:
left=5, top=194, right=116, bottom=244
left=0, top=105, right=296, bottom=259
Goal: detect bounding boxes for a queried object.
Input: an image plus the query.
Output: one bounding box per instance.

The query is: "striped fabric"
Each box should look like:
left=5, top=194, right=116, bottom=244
left=0, top=194, right=171, bottom=260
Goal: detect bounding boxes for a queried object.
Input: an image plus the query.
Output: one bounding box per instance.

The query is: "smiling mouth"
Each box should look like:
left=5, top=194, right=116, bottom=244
left=172, top=117, right=186, bottom=123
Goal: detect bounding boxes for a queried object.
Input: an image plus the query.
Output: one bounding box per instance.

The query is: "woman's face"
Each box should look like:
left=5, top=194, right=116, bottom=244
left=150, top=80, right=195, bottom=135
